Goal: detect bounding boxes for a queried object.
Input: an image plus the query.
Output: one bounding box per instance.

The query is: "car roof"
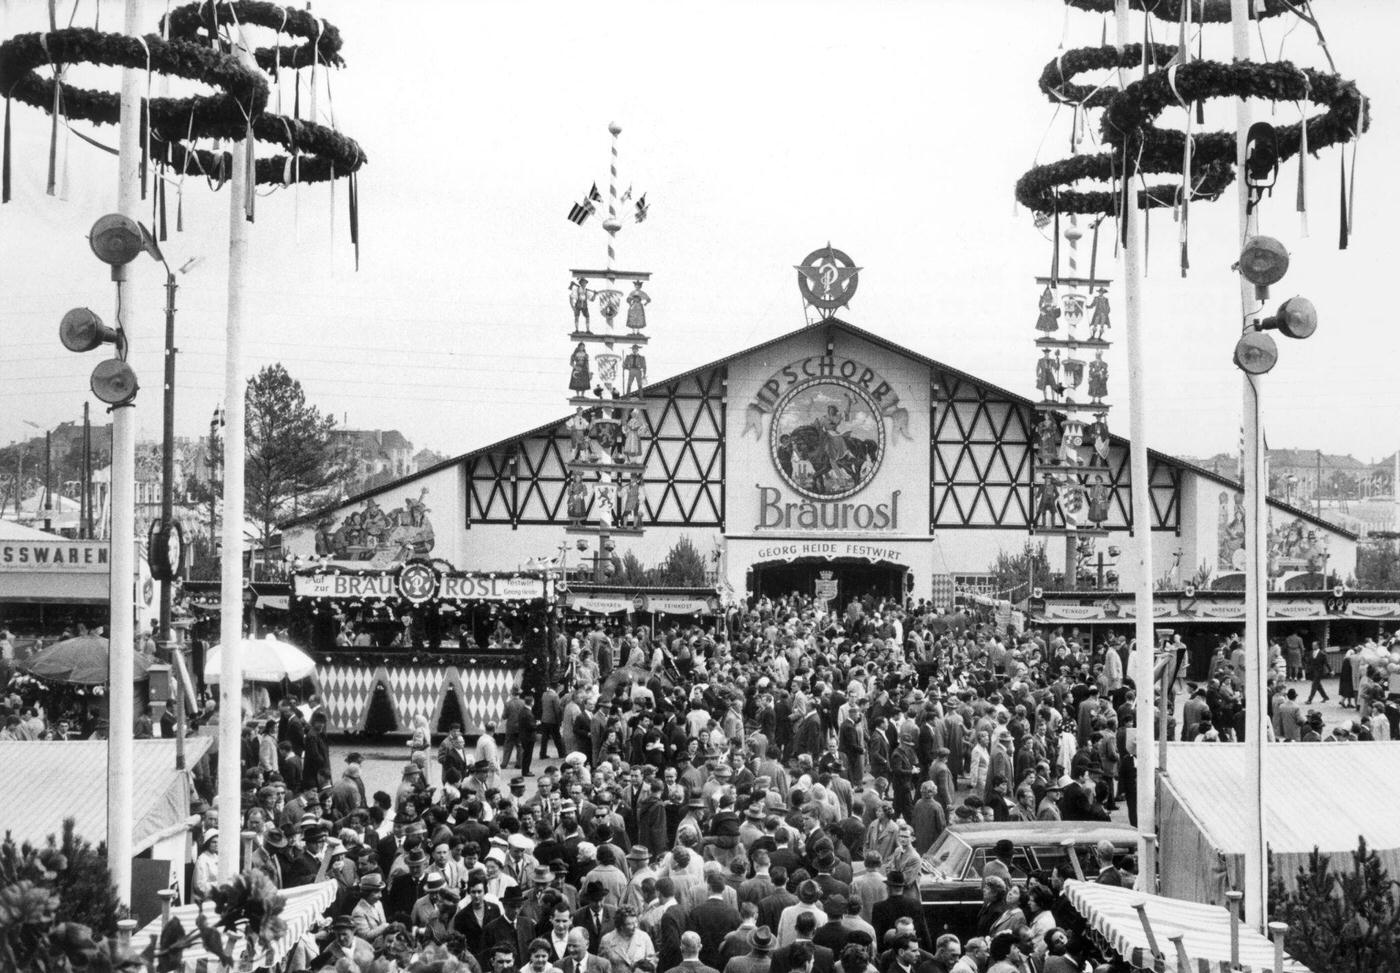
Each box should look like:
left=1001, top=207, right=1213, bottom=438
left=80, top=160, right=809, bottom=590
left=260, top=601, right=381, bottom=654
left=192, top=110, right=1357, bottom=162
left=944, top=822, right=1139, bottom=843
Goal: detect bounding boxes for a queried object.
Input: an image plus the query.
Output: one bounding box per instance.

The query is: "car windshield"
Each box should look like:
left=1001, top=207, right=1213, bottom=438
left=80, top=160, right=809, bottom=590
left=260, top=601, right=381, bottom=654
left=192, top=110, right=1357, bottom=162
left=923, top=833, right=972, bottom=878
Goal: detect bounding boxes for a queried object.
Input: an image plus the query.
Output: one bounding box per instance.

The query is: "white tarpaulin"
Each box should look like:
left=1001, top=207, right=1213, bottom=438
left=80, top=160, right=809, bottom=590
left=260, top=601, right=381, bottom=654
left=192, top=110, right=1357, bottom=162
left=1158, top=742, right=1400, bottom=904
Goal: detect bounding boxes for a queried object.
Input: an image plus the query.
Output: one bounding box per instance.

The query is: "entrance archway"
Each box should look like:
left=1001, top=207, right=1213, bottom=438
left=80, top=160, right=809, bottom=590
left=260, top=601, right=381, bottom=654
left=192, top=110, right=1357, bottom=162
left=750, top=556, right=906, bottom=605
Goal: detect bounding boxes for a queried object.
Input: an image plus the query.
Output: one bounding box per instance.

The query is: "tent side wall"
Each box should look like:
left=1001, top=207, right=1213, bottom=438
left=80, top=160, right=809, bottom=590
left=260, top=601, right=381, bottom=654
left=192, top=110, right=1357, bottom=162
left=1159, top=772, right=1236, bottom=904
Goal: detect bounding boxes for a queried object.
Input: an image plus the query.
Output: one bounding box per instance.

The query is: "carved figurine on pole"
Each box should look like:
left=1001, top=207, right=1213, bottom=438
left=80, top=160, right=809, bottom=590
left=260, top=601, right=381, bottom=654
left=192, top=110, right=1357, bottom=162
left=1087, top=350, right=1109, bottom=404
left=567, top=407, right=591, bottom=462
left=622, top=344, right=647, bottom=396
left=622, top=408, right=646, bottom=460
left=1088, top=287, right=1111, bottom=341
left=1035, top=473, right=1061, bottom=527
left=1035, top=285, right=1061, bottom=333
left=569, top=343, right=592, bottom=393
left=1035, top=414, right=1061, bottom=465
left=567, top=473, right=588, bottom=525
left=570, top=277, right=594, bottom=333
left=621, top=473, right=645, bottom=528
left=626, top=280, right=650, bottom=332
left=1036, top=348, right=1063, bottom=401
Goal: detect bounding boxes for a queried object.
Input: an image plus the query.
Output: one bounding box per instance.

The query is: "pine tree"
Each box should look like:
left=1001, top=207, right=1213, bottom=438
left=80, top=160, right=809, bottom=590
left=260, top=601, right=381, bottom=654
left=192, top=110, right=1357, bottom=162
left=1270, top=838, right=1400, bottom=973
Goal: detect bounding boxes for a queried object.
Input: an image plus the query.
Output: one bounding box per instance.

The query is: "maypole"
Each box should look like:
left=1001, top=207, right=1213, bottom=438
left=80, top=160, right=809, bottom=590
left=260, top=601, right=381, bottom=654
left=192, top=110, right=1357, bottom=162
left=563, top=124, right=654, bottom=586
left=1017, top=1, right=1368, bottom=903
left=1, top=0, right=366, bottom=892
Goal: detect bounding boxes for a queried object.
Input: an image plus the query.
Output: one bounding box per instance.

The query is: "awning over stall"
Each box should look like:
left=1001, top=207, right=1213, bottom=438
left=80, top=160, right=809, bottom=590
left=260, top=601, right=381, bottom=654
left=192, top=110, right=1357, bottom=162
left=1063, top=880, right=1308, bottom=973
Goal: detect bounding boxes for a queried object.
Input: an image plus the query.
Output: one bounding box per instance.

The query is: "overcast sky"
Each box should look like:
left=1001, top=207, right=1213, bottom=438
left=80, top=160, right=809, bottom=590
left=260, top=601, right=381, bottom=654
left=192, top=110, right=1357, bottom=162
left=1, top=0, right=1396, bottom=467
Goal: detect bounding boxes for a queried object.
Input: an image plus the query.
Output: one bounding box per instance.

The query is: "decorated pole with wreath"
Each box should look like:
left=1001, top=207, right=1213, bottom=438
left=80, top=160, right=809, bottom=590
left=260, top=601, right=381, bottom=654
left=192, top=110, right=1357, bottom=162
left=1016, top=0, right=1367, bottom=895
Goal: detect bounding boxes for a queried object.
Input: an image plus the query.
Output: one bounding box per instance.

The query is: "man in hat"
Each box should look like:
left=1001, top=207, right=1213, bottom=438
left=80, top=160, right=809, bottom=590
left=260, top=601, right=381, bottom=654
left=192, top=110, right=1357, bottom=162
left=573, top=879, right=617, bottom=954
left=1060, top=757, right=1110, bottom=821
left=677, top=795, right=707, bottom=847
left=421, top=886, right=461, bottom=946
left=324, top=915, right=373, bottom=970
left=328, top=764, right=362, bottom=822
left=284, top=823, right=327, bottom=888
left=351, top=872, right=392, bottom=940
left=1037, top=779, right=1065, bottom=821
left=486, top=884, right=535, bottom=964
left=410, top=871, right=449, bottom=930
left=870, top=872, right=930, bottom=948
left=386, top=844, right=432, bottom=923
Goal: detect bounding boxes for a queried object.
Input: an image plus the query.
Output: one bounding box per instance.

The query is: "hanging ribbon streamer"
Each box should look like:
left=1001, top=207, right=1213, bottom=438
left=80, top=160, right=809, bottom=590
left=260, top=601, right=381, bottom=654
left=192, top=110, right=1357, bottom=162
left=348, top=169, right=360, bottom=271
left=2, top=97, right=10, bottom=204
left=244, top=120, right=255, bottom=222
left=1295, top=101, right=1309, bottom=237
left=43, top=33, right=61, bottom=197
left=139, top=96, right=148, bottom=199
left=1088, top=217, right=1101, bottom=283
left=1347, top=95, right=1362, bottom=236
left=1167, top=64, right=1191, bottom=277
left=1337, top=147, right=1348, bottom=249
left=1050, top=203, right=1061, bottom=285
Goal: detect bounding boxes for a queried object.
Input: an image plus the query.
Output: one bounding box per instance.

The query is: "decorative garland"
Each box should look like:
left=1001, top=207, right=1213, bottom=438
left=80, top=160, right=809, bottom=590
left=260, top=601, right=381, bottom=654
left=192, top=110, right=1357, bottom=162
left=0, top=27, right=268, bottom=137
left=1015, top=148, right=1232, bottom=215
left=1062, top=0, right=1293, bottom=22
left=1039, top=42, right=1179, bottom=108
left=157, top=112, right=365, bottom=185
left=1101, top=59, right=1368, bottom=169
left=161, top=0, right=345, bottom=71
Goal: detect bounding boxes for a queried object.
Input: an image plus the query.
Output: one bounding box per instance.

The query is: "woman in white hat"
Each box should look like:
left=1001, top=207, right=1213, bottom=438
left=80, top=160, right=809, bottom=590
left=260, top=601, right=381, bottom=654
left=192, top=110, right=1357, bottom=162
left=193, top=830, right=220, bottom=902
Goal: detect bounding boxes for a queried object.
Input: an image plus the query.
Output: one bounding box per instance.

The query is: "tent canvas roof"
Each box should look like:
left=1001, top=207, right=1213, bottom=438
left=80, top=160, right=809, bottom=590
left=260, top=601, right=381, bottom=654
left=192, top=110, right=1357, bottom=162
left=0, top=518, right=65, bottom=541
left=1162, top=742, right=1400, bottom=855
left=0, top=738, right=212, bottom=853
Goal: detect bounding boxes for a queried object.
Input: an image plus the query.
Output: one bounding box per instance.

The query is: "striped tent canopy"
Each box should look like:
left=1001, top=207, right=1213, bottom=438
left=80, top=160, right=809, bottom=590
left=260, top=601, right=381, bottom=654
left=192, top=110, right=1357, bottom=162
left=1062, top=881, right=1310, bottom=973
left=128, top=881, right=336, bottom=972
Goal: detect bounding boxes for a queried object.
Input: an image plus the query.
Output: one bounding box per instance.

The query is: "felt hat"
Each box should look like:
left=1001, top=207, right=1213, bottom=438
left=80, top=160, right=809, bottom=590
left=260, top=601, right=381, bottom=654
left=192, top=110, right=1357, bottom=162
left=359, top=872, right=386, bottom=891
left=405, top=846, right=429, bottom=867
left=885, top=871, right=906, bottom=888
left=423, top=872, right=446, bottom=892
left=582, top=879, right=608, bottom=904
left=749, top=926, right=775, bottom=951
left=331, top=915, right=355, bottom=932
left=262, top=829, right=289, bottom=850
left=627, top=845, right=650, bottom=862
left=501, top=885, right=525, bottom=905
left=532, top=864, right=553, bottom=884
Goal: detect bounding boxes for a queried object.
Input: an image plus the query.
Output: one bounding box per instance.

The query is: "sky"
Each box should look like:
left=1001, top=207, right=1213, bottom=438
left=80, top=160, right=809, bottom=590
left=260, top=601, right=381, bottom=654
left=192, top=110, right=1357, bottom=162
left=1, top=0, right=1398, bottom=468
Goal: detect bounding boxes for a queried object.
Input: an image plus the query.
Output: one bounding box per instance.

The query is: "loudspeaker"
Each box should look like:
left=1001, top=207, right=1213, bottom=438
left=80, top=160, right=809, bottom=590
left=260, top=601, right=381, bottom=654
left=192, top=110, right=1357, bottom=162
left=1233, top=331, right=1279, bottom=375
left=90, top=358, right=139, bottom=405
left=60, top=307, right=118, bottom=352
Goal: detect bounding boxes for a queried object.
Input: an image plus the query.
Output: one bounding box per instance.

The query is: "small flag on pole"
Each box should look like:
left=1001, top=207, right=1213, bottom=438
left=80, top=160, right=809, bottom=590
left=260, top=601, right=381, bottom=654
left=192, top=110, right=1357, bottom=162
left=567, top=183, right=602, bottom=225
left=620, top=184, right=632, bottom=204
left=634, top=193, right=648, bottom=223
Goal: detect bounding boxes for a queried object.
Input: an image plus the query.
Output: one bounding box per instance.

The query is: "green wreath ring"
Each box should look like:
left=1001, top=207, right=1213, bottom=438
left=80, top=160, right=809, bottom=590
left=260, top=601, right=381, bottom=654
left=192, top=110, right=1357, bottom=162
left=160, top=112, right=365, bottom=185
left=1015, top=148, right=1233, bottom=215
left=1039, top=43, right=1179, bottom=108
left=0, top=27, right=268, bottom=136
left=1062, top=0, right=1293, bottom=23
left=161, top=0, right=345, bottom=72
left=1101, top=59, right=1369, bottom=174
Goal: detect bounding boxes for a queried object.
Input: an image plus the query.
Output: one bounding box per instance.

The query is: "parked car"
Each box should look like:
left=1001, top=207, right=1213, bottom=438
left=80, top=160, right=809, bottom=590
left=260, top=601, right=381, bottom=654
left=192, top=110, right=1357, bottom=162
left=917, top=821, right=1139, bottom=942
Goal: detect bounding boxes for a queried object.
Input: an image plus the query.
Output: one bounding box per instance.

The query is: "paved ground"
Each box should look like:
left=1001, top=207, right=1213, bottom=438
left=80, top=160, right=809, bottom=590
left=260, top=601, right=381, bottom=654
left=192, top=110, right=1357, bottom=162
left=325, top=672, right=1362, bottom=822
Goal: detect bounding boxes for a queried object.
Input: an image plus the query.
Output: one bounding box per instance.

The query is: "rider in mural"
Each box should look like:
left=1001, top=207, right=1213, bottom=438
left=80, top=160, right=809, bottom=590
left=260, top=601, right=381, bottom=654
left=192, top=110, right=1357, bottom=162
left=817, top=395, right=854, bottom=468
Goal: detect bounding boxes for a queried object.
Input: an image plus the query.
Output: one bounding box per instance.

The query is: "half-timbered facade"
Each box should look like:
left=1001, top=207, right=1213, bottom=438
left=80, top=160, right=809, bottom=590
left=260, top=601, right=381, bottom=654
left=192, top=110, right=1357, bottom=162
left=282, top=319, right=1355, bottom=605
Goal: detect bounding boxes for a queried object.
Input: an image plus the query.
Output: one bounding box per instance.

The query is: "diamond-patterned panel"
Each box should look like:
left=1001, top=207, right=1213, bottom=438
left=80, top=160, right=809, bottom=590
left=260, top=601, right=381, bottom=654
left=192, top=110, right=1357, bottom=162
left=315, top=662, right=523, bottom=735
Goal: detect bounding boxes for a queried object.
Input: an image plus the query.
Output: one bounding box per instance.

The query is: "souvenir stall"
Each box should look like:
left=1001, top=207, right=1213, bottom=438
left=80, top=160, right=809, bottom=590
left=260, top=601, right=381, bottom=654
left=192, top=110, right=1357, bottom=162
left=289, top=560, right=548, bottom=735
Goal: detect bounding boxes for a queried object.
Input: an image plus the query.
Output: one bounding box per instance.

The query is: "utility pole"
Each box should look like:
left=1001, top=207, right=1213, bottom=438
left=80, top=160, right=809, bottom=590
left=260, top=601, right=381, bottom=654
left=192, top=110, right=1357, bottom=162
left=106, top=0, right=145, bottom=911
left=82, top=403, right=92, bottom=539
left=43, top=431, right=52, bottom=530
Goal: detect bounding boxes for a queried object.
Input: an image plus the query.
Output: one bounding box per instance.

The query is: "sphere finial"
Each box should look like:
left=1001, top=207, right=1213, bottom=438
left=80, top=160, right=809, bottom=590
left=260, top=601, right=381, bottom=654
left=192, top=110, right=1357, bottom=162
left=608, top=121, right=622, bottom=136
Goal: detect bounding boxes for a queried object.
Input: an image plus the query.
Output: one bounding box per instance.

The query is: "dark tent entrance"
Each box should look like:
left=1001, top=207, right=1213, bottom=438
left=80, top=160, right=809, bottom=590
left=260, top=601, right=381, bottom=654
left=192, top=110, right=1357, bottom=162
left=750, top=556, right=906, bottom=604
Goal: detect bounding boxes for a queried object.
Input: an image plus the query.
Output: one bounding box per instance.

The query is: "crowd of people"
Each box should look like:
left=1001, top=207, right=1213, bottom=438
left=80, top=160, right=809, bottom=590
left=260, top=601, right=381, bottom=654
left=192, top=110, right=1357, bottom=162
left=227, top=592, right=1194, bottom=973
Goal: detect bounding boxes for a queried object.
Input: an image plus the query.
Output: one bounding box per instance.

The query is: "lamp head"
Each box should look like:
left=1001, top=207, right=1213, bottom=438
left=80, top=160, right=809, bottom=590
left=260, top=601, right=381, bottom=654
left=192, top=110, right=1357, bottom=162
left=1238, top=236, right=1290, bottom=300
left=59, top=308, right=118, bottom=352
left=90, top=358, right=139, bottom=405
left=1261, top=297, right=1317, bottom=340
left=1233, top=331, right=1278, bottom=375
left=88, top=214, right=151, bottom=269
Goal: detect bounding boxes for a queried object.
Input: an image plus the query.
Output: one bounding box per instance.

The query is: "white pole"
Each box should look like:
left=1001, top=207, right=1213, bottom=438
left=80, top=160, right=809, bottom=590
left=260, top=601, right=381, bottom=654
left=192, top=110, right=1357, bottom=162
left=106, top=0, right=145, bottom=910
left=1232, top=0, right=1269, bottom=933
left=1116, top=0, right=1158, bottom=891
left=217, top=28, right=257, bottom=881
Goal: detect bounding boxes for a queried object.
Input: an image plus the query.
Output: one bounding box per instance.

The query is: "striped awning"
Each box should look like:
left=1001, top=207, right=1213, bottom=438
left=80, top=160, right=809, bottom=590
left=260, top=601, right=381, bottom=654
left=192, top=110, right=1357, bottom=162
left=1062, top=881, right=1310, bottom=973
left=129, top=881, right=336, bottom=972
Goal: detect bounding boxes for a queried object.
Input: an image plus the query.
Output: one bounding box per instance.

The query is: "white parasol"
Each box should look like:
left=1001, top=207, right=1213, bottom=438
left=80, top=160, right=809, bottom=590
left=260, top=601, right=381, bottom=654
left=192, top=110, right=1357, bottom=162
left=204, top=634, right=316, bottom=683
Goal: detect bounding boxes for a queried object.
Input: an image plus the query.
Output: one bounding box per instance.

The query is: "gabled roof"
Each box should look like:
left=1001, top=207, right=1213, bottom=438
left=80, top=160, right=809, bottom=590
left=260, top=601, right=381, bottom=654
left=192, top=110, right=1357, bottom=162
left=281, top=318, right=1356, bottom=538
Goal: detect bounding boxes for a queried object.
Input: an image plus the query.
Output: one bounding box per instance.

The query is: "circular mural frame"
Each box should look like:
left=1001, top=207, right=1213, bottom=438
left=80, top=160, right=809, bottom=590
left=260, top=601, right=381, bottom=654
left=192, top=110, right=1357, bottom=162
left=768, top=378, right=886, bottom=501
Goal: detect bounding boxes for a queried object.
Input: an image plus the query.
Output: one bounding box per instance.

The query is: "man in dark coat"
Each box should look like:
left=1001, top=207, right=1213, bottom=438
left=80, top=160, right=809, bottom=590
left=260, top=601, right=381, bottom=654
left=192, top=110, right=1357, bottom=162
left=687, top=871, right=741, bottom=970
left=1059, top=758, right=1110, bottom=822
left=302, top=712, right=331, bottom=789
left=572, top=880, right=617, bottom=954
left=870, top=873, right=931, bottom=948
left=756, top=867, right=797, bottom=933
left=518, top=693, right=539, bottom=775
left=454, top=873, right=504, bottom=958
left=277, top=697, right=306, bottom=755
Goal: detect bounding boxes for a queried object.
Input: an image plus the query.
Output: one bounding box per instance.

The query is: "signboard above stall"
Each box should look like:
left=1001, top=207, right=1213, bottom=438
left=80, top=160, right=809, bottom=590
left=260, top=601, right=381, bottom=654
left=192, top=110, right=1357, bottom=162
left=293, top=567, right=546, bottom=604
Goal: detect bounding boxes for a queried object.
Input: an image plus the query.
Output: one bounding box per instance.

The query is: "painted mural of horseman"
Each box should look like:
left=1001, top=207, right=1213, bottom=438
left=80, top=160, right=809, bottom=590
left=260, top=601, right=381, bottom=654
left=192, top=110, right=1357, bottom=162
left=788, top=398, right=878, bottom=494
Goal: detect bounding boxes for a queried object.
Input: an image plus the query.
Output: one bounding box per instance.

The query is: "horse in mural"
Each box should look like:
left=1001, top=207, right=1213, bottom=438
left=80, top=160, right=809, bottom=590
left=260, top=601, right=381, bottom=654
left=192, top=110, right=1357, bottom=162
left=788, top=424, right=879, bottom=494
